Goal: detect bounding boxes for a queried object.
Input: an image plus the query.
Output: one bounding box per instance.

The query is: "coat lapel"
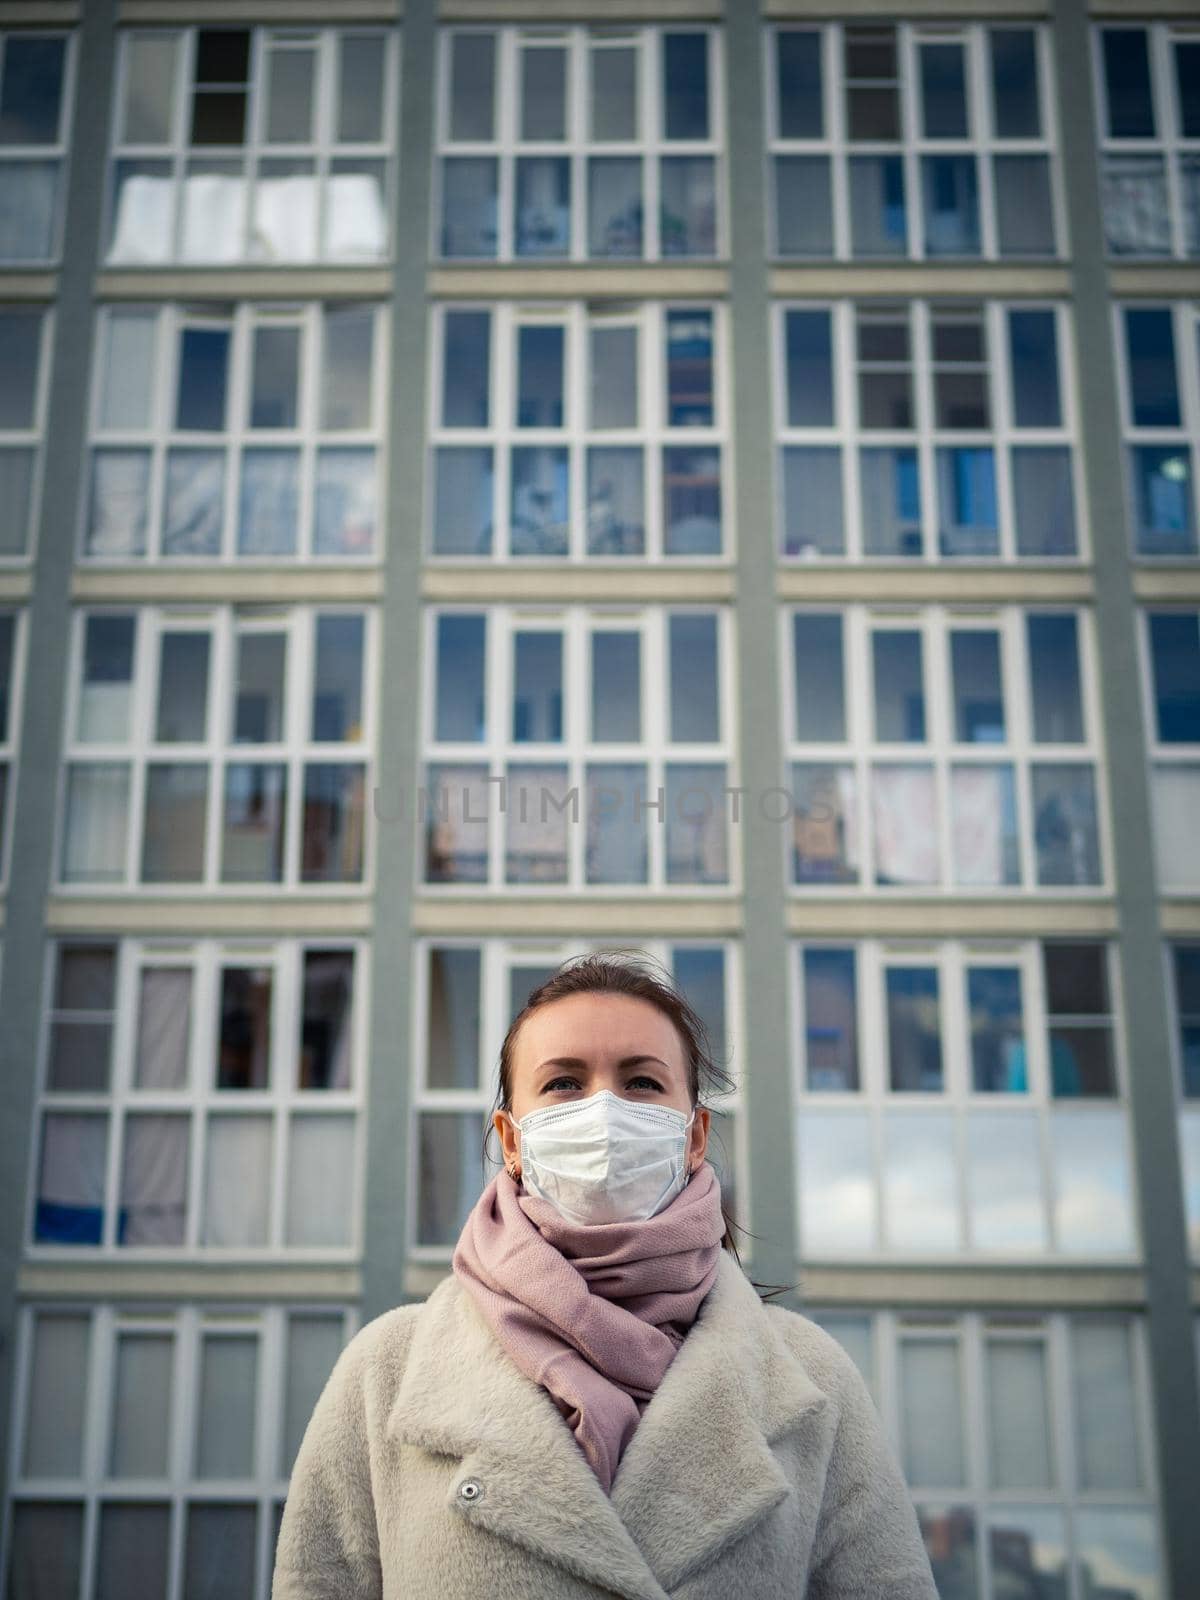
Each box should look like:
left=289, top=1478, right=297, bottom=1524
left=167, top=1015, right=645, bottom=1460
left=386, top=1253, right=829, bottom=1598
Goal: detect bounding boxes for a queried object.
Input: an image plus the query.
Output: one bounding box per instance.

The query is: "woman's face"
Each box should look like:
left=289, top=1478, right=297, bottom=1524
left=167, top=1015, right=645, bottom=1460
left=494, top=992, right=710, bottom=1176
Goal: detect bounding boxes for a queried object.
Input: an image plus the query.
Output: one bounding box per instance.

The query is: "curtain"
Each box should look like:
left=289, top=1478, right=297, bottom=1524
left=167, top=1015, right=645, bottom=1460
left=135, top=969, right=192, bottom=1089
left=119, top=1115, right=188, bottom=1245
left=203, top=1116, right=271, bottom=1245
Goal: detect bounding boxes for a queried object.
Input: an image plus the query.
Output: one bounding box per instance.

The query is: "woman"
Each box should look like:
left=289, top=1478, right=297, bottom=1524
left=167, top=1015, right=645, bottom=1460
left=272, top=952, right=938, bottom=1599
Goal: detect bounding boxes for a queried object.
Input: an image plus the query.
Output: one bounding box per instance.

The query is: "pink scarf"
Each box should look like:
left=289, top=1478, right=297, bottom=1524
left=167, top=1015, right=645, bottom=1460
left=451, top=1161, right=725, bottom=1494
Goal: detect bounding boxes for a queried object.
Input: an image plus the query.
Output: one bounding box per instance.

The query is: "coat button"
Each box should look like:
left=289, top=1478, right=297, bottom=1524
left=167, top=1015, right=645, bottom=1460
left=457, top=1478, right=483, bottom=1503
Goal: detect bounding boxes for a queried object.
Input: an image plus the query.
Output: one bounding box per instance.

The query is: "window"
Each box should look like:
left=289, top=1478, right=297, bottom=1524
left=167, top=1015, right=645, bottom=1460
left=58, top=605, right=373, bottom=889
left=422, top=604, right=733, bottom=890
left=1169, top=941, right=1200, bottom=1258
left=7, top=1301, right=355, bottom=1597
left=768, top=23, right=1060, bottom=260
left=0, top=305, right=51, bottom=557
left=0, top=608, right=23, bottom=883
left=1095, top=22, right=1200, bottom=258
left=0, top=31, right=72, bottom=262
left=794, top=938, right=1134, bottom=1258
left=436, top=26, right=722, bottom=261
left=803, top=1308, right=1161, bottom=1596
left=107, top=27, right=395, bottom=264
left=31, top=937, right=363, bottom=1250
left=1114, top=302, right=1199, bottom=557
left=410, top=938, right=743, bottom=1256
left=84, top=302, right=384, bottom=562
left=784, top=605, right=1104, bottom=891
left=1142, top=609, right=1200, bottom=892
left=775, top=299, right=1080, bottom=560
left=430, top=301, right=726, bottom=559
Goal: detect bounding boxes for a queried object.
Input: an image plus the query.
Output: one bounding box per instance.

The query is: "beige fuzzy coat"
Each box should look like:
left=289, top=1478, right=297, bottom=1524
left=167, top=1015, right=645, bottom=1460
left=272, top=1251, right=938, bottom=1598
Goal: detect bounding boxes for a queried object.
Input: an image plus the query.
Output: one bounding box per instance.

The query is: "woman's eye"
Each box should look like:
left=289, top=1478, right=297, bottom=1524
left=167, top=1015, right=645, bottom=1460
left=543, top=1076, right=580, bottom=1092
left=628, top=1075, right=663, bottom=1091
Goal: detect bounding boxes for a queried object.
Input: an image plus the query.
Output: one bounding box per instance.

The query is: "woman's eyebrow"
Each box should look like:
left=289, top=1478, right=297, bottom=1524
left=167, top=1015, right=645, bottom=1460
left=536, top=1055, right=671, bottom=1072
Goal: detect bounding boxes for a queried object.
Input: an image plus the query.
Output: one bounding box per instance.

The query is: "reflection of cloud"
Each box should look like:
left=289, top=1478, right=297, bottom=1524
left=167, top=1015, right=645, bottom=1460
left=1076, top=1510, right=1159, bottom=1600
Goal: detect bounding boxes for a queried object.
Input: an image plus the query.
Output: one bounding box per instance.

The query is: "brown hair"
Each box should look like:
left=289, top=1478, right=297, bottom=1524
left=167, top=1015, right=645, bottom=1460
left=483, top=947, right=797, bottom=1301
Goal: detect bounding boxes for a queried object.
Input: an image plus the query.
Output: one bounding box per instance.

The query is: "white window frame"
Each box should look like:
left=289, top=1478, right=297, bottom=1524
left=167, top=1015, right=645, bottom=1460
left=1138, top=607, right=1200, bottom=897
left=780, top=602, right=1110, bottom=895
left=105, top=26, right=398, bottom=266
left=772, top=297, right=1085, bottom=563
left=433, top=24, right=725, bottom=263
left=1091, top=21, right=1200, bottom=261
left=55, top=603, right=377, bottom=892
left=427, top=299, right=730, bottom=564
left=420, top=601, right=738, bottom=894
left=1111, top=299, right=1200, bottom=561
left=27, top=934, right=368, bottom=1260
left=0, top=29, right=76, bottom=265
left=408, top=935, right=746, bottom=1262
left=82, top=300, right=388, bottom=564
left=0, top=303, right=53, bottom=563
left=765, top=21, right=1064, bottom=261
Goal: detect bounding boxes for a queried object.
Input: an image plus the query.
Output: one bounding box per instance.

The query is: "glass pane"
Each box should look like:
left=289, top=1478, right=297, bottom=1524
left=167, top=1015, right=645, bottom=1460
left=220, top=762, right=287, bottom=882
left=196, top=1336, right=257, bottom=1476
left=435, top=613, right=485, bottom=742
left=218, top=966, right=271, bottom=1090
left=985, top=1338, right=1051, bottom=1487
left=424, top=762, right=489, bottom=882
left=1072, top=1320, right=1141, bottom=1489
left=791, top=762, right=859, bottom=883
left=321, top=306, right=373, bottom=430
left=590, top=324, right=638, bottom=427
left=792, top=614, right=844, bottom=741
left=249, top=325, right=299, bottom=427
left=920, top=44, right=968, bottom=137
left=588, top=156, right=642, bottom=257
left=988, top=1508, right=1067, bottom=1595
left=338, top=36, right=384, bottom=144
left=899, top=1337, right=966, bottom=1484
left=449, top=32, right=494, bottom=141
left=439, top=157, right=497, bottom=257
left=1130, top=444, right=1197, bottom=556
left=506, top=762, right=569, bottom=884
left=1074, top=1509, right=1160, bottom=1600
left=300, top=758, right=361, bottom=883
left=1027, top=615, right=1083, bottom=742
left=134, top=967, right=192, bottom=1089
left=442, top=310, right=490, bottom=427
left=6, top=1504, right=84, bottom=1600
left=95, top=1503, right=170, bottom=1600
left=141, top=763, right=208, bottom=881
left=0, top=35, right=65, bottom=143
left=951, top=631, right=1004, bottom=743
left=1051, top=1111, right=1134, bottom=1251
left=426, top=946, right=481, bottom=1090
left=202, top=1115, right=271, bottom=1244
left=122, top=35, right=178, bottom=144
left=1102, top=154, right=1170, bottom=257
left=176, top=327, right=229, bottom=431
left=1103, top=28, right=1154, bottom=137
left=23, top=1313, right=89, bottom=1476
left=669, top=613, right=719, bottom=742
left=660, top=156, right=716, bottom=256
left=968, top=967, right=1026, bottom=1092
left=300, top=950, right=353, bottom=1090
left=233, top=632, right=285, bottom=743
left=1009, top=310, right=1060, bottom=427
left=1174, top=944, right=1200, bottom=1097
left=666, top=310, right=713, bottom=426
left=1148, top=613, right=1200, bottom=742
left=512, top=631, right=562, bottom=742
left=662, top=445, right=721, bottom=553
left=314, top=447, right=376, bottom=555
left=417, top=1111, right=483, bottom=1245
left=591, top=631, right=640, bottom=741
left=109, top=1332, right=172, bottom=1477
left=950, top=763, right=1019, bottom=887
left=265, top=46, right=314, bottom=143
left=118, top=1113, right=188, bottom=1244
left=781, top=447, right=843, bottom=556
left=591, top=46, right=637, bottom=141
left=967, top=1113, right=1045, bottom=1250
left=860, top=446, right=921, bottom=555
left=784, top=310, right=833, bottom=427
left=849, top=154, right=907, bottom=256
left=183, top=1503, right=256, bottom=1600
left=1045, top=941, right=1110, bottom=1015
left=287, top=1116, right=354, bottom=1244
left=47, top=944, right=116, bottom=1092
left=0, top=160, right=59, bottom=261
left=510, top=446, right=568, bottom=555
left=778, top=31, right=823, bottom=138
left=163, top=450, right=224, bottom=556
left=585, top=761, right=647, bottom=883
left=516, top=325, right=563, bottom=427
left=922, top=155, right=980, bottom=256
left=587, top=446, right=644, bottom=555
left=665, top=762, right=728, bottom=884
left=775, top=157, right=833, bottom=256
left=936, top=446, right=998, bottom=557
left=35, top=1113, right=107, bottom=1243
left=1125, top=308, right=1179, bottom=426
left=433, top=446, right=493, bottom=555
left=873, top=632, right=925, bottom=741
left=521, top=47, right=565, bottom=141
left=108, top=159, right=172, bottom=265
left=663, top=34, right=708, bottom=140
left=994, top=153, right=1055, bottom=255
left=312, top=614, right=363, bottom=742
left=515, top=156, right=569, bottom=257
left=887, top=967, right=943, bottom=1090
left=0, top=308, right=40, bottom=427
left=238, top=448, right=299, bottom=556
left=991, top=28, right=1040, bottom=136
left=1031, top=764, right=1100, bottom=885
left=0, top=446, right=34, bottom=554
left=843, top=25, right=899, bottom=137
left=671, top=946, right=726, bottom=1061
left=61, top=765, right=130, bottom=883
left=803, top=947, right=858, bottom=1090
left=798, top=1112, right=874, bottom=1251
left=156, top=634, right=209, bottom=742
left=1012, top=446, right=1076, bottom=556
left=325, top=158, right=386, bottom=262
left=87, top=449, right=150, bottom=557
left=283, top=1316, right=344, bottom=1472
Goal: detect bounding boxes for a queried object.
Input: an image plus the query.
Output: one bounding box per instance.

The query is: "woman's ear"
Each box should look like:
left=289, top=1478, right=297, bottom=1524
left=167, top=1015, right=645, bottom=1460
left=494, top=1108, right=521, bottom=1172
left=688, top=1105, right=710, bottom=1172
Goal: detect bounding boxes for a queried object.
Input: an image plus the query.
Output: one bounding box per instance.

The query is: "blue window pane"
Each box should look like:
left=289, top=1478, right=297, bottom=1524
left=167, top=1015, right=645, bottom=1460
left=785, top=309, right=833, bottom=426
left=951, top=631, right=1005, bottom=743
left=994, top=155, right=1056, bottom=256
left=781, top=447, right=843, bottom=556
left=1031, top=765, right=1101, bottom=886
left=861, top=447, right=921, bottom=556
left=515, top=157, right=569, bottom=257
left=0, top=35, right=66, bottom=144
left=176, top=328, right=229, bottom=431
left=873, top=632, right=925, bottom=742
left=440, top=158, right=497, bottom=258
left=793, top=613, right=845, bottom=742
left=1012, top=447, right=1077, bottom=557
left=666, top=310, right=713, bottom=426
left=937, top=446, right=998, bottom=556
left=1177, top=43, right=1200, bottom=139
left=448, top=33, right=494, bottom=142
left=922, top=156, right=979, bottom=255
left=920, top=44, right=968, bottom=138
left=1148, top=613, right=1200, bottom=743
left=663, top=34, right=709, bottom=140
left=1124, top=309, right=1180, bottom=426
left=588, top=157, right=642, bottom=257
left=660, top=157, right=716, bottom=257
left=1129, top=446, right=1196, bottom=556
left=1027, top=615, right=1084, bottom=743
left=1173, top=945, right=1200, bottom=1095
left=672, top=946, right=727, bottom=1062
left=968, top=967, right=1026, bottom=1092
left=512, top=632, right=563, bottom=742
left=1103, top=28, right=1155, bottom=137
left=663, top=446, right=721, bottom=554
left=777, top=31, right=823, bottom=139
left=1009, top=310, right=1061, bottom=427
left=669, top=612, right=719, bottom=742
left=804, top=948, right=859, bottom=1091
left=849, top=155, right=906, bottom=255
left=886, top=967, right=943, bottom=1091
left=433, top=447, right=493, bottom=556
left=510, top=446, right=568, bottom=556
left=441, top=311, right=490, bottom=427
left=435, top=614, right=485, bottom=742
left=516, top=325, right=564, bottom=428
left=775, top=157, right=833, bottom=256
left=586, top=447, right=644, bottom=556
left=990, top=28, right=1040, bottom=137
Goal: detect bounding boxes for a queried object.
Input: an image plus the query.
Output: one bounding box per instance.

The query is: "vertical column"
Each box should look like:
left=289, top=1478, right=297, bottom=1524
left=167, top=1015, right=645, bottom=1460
left=724, top=0, right=800, bottom=1299
left=1052, top=0, right=1200, bottom=1589
left=361, top=0, right=437, bottom=1322
left=0, top=0, right=116, bottom=1521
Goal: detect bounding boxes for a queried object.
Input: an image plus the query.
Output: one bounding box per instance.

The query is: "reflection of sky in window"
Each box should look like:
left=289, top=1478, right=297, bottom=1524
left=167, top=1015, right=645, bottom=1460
left=1075, top=1508, right=1160, bottom=1600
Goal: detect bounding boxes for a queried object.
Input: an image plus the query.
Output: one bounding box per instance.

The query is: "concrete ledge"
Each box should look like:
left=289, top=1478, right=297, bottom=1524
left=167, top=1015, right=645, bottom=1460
left=768, top=0, right=1044, bottom=13
left=412, top=895, right=743, bottom=936
left=19, top=1262, right=362, bottom=1300
left=0, top=4, right=78, bottom=21
left=442, top=0, right=718, bottom=18
left=45, top=896, right=373, bottom=935
left=0, top=273, right=57, bottom=300
left=0, top=573, right=34, bottom=602
left=1133, top=567, right=1200, bottom=603
left=428, top=265, right=729, bottom=299
left=786, top=897, right=1119, bottom=937
left=73, top=566, right=384, bottom=602
left=777, top=565, right=1093, bottom=603
left=1109, top=266, right=1200, bottom=295
left=771, top=265, right=1072, bottom=296
left=422, top=564, right=735, bottom=601
left=793, top=1263, right=1148, bottom=1309
left=96, top=269, right=393, bottom=301
left=1162, top=903, right=1200, bottom=936
left=121, top=1, right=397, bottom=20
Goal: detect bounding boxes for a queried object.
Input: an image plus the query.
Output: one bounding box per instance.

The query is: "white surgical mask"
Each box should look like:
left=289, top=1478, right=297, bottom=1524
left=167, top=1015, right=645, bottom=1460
left=514, top=1088, right=696, bottom=1227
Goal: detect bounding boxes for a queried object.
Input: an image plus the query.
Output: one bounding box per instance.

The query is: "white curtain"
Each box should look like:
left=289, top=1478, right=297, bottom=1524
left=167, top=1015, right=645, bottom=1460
left=286, top=1116, right=354, bottom=1246
left=325, top=171, right=388, bottom=259
left=252, top=171, right=317, bottom=261
left=135, top=968, right=192, bottom=1089
left=203, top=1116, right=272, bottom=1245
left=872, top=764, right=938, bottom=885
left=109, top=172, right=173, bottom=263
left=180, top=173, right=245, bottom=262
left=985, top=1338, right=1052, bottom=1489
left=119, top=1114, right=188, bottom=1244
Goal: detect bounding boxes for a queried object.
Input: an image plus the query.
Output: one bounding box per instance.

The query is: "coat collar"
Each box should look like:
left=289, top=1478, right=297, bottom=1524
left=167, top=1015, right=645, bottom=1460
left=385, top=1251, right=829, bottom=1600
